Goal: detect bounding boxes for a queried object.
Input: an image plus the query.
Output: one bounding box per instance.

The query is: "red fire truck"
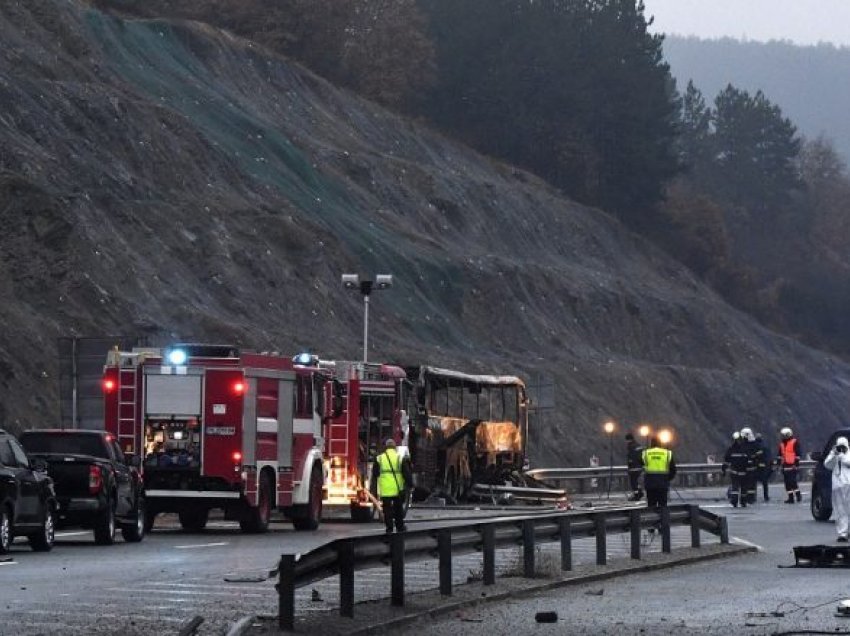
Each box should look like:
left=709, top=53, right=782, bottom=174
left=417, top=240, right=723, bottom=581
left=102, top=344, right=329, bottom=533
left=292, top=355, right=411, bottom=522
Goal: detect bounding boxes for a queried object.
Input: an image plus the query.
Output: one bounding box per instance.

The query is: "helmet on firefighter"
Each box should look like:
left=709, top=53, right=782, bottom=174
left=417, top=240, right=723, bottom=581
left=740, top=427, right=755, bottom=442
left=781, top=427, right=793, bottom=439
left=384, top=438, right=396, bottom=449
left=732, top=431, right=741, bottom=440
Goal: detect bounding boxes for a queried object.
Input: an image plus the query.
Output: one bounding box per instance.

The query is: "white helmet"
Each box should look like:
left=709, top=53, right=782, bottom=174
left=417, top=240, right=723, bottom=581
left=781, top=427, right=793, bottom=439
left=740, top=427, right=755, bottom=442
left=732, top=431, right=741, bottom=440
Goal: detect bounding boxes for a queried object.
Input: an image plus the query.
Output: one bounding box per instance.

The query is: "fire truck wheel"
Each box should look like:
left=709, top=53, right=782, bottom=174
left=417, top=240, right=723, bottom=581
left=94, top=497, right=117, bottom=545
left=179, top=509, right=209, bottom=532
left=121, top=496, right=146, bottom=543
left=293, top=464, right=322, bottom=531
left=240, top=472, right=273, bottom=533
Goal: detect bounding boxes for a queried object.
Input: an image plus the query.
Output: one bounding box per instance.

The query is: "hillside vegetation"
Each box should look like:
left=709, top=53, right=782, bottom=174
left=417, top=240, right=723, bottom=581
left=2, top=1, right=850, bottom=464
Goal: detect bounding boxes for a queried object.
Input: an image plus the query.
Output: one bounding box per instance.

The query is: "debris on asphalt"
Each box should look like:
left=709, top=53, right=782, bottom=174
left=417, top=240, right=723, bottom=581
left=535, top=611, right=558, bottom=623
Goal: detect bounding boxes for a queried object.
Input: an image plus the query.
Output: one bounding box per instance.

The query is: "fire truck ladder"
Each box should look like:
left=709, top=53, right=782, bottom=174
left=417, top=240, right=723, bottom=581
left=117, top=362, right=139, bottom=454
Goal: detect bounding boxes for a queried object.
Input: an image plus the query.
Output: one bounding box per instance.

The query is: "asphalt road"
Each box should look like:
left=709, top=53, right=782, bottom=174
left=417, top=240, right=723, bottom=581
left=414, top=484, right=850, bottom=636
left=1, top=484, right=836, bottom=636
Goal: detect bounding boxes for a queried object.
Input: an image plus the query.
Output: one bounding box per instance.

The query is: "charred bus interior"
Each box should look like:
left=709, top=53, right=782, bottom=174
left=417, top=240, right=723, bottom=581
left=407, top=366, right=527, bottom=502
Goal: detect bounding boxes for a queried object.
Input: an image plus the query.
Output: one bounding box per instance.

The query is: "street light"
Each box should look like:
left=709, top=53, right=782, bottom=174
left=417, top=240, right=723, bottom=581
left=342, top=273, right=393, bottom=363
left=603, top=420, right=616, bottom=499
left=657, top=428, right=673, bottom=447
left=639, top=424, right=651, bottom=448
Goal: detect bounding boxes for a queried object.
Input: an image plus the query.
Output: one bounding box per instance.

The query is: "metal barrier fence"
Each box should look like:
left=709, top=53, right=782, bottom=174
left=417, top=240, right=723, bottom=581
left=275, top=503, right=728, bottom=630
left=527, top=461, right=816, bottom=494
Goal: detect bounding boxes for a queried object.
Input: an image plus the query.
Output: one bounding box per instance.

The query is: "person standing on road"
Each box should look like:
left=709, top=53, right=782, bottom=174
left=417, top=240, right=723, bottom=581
left=778, top=427, right=803, bottom=503
left=723, top=432, right=750, bottom=507
left=824, top=436, right=850, bottom=541
left=371, top=438, right=413, bottom=534
left=625, top=433, right=644, bottom=501
left=755, top=432, right=773, bottom=502
left=642, top=437, right=676, bottom=508
left=740, top=428, right=764, bottom=505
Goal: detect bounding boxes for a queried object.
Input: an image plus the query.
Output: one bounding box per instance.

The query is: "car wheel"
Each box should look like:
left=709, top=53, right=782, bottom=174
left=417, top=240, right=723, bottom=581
left=811, top=489, right=833, bottom=521
left=29, top=506, right=55, bottom=552
left=0, top=506, right=12, bottom=554
left=94, top=499, right=116, bottom=545
left=121, top=495, right=145, bottom=543
left=144, top=508, right=157, bottom=533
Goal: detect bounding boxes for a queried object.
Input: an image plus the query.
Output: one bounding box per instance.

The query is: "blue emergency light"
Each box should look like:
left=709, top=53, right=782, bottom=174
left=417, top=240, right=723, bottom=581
left=167, top=348, right=188, bottom=365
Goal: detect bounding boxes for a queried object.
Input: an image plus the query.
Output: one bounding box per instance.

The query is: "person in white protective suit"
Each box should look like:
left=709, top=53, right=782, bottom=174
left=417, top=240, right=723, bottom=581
left=824, top=436, right=850, bottom=542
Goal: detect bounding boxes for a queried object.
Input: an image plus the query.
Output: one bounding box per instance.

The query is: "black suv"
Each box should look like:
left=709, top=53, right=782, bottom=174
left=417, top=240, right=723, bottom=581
left=0, top=429, right=57, bottom=553
left=810, top=428, right=850, bottom=521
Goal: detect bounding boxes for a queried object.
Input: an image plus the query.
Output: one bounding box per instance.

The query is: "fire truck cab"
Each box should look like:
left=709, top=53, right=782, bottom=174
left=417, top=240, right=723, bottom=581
left=102, top=344, right=328, bottom=533
left=294, top=355, right=410, bottom=522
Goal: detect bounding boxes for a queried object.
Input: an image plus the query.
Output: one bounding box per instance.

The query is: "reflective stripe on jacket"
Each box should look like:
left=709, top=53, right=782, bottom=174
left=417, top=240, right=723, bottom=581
left=377, top=448, right=404, bottom=498
left=779, top=438, right=800, bottom=466
left=642, top=447, right=672, bottom=474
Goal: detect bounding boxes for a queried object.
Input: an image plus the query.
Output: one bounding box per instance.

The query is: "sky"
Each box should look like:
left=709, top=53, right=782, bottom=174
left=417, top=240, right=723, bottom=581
left=643, top=0, right=850, bottom=47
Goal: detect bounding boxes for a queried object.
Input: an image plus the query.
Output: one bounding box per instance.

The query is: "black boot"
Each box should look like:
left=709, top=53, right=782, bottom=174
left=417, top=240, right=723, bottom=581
left=785, top=495, right=794, bottom=504
left=796, top=491, right=802, bottom=502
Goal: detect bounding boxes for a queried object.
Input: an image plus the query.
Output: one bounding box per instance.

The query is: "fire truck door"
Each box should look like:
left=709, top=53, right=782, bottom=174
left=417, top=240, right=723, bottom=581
left=241, top=378, right=258, bottom=466
left=277, top=378, right=294, bottom=467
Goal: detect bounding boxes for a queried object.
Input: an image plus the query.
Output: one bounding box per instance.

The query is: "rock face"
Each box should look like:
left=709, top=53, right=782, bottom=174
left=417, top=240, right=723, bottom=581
left=1, top=0, right=849, bottom=464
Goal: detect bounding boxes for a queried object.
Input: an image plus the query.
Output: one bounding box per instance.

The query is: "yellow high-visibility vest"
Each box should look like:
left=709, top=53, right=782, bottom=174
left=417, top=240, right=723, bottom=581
left=377, top=448, right=404, bottom=497
left=642, top=447, right=672, bottom=474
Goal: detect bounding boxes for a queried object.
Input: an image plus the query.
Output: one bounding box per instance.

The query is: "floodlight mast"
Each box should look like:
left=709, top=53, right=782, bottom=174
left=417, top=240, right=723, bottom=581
left=341, top=273, right=393, bottom=363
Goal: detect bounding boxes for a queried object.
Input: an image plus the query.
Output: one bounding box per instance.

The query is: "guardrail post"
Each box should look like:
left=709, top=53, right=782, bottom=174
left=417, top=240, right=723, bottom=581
left=661, top=506, right=671, bottom=553
left=558, top=516, right=572, bottom=571
left=278, top=554, right=296, bottom=632
left=390, top=533, right=405, bottom=606
left=719, top=515, right=729, bottom=544
left=482, top=525, right=495, bottom=585
left=595, top=513, right=607, bottom=565
left=438, top=529, right=452, bottom=596
left=338, top=540, right=355, bottom=618
left=629, top=509, right=641, bottom=560
left=689, top=505, right=701, bottom=548
left=523, top=519, right=535, bottom=578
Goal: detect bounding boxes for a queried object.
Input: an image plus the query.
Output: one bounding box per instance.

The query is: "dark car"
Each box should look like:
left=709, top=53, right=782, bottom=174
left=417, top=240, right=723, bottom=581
left=810, top=428, right=850, bottom=521
left=19, top=430, right=145, bottom=544
left=0, top=428, right=57, bottom=553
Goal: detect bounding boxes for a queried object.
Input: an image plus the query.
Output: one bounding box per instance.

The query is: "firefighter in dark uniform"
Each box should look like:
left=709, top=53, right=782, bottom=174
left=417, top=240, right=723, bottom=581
left=625, top=433, right=644, bottom=501
left=371, top=438, right=413, bottom=533
left=723, top=431, right=750, bottom=507
left=641, top=437, right=676, bottom=508
left=739, top=427, right=764, bottom=505
left=778, top=427, right=803, bottom=503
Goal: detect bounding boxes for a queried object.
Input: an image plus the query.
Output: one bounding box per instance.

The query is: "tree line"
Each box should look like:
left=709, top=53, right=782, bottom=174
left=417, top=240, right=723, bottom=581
left=91, top=0, right=850, bottom=357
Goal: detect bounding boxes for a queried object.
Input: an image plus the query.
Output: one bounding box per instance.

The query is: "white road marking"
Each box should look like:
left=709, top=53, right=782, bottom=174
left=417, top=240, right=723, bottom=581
left=0, top=561, right=17, bottom=566
left=731, top=536, right=764, bottom=551
left=107, top=587, right=266, bottom=598
left=173, top=542, right=229, bottom=549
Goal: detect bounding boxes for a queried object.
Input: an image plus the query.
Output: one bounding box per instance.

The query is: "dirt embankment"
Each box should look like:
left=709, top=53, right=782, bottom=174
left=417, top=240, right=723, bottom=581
left=1, top=0, right=849, bottom=463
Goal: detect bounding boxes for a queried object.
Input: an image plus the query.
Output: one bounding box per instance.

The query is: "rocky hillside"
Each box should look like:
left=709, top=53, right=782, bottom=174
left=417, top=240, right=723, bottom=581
left=2, top=0, right=850, bottom=464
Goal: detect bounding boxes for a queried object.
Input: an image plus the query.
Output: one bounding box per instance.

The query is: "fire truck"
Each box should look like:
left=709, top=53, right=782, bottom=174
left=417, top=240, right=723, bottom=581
left=293, top=355, right=411, bottom=522
left=102, top=344, right=329, bottom=533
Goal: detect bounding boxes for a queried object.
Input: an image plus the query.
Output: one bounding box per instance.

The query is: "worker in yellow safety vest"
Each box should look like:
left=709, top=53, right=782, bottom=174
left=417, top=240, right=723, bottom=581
left=371, top=438, right=413, bottom=534
left=641, top=438, right=677, bottom=509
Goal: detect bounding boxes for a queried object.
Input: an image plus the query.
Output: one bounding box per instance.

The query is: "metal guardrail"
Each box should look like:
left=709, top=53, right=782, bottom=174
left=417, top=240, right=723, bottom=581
left=275, top=503, right=728, bottom=630
left=527, top=461, right=816, bottom=493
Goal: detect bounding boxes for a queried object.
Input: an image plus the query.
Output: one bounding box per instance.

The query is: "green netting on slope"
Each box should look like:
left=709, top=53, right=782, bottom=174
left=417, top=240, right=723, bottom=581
left=82, top=10, right=397, bottom=266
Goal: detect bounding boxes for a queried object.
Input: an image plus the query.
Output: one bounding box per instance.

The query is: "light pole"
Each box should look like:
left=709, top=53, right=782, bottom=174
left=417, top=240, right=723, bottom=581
left=603, top=420, right=616, bottom=499
left=342, top=273, right=393, bottom=363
